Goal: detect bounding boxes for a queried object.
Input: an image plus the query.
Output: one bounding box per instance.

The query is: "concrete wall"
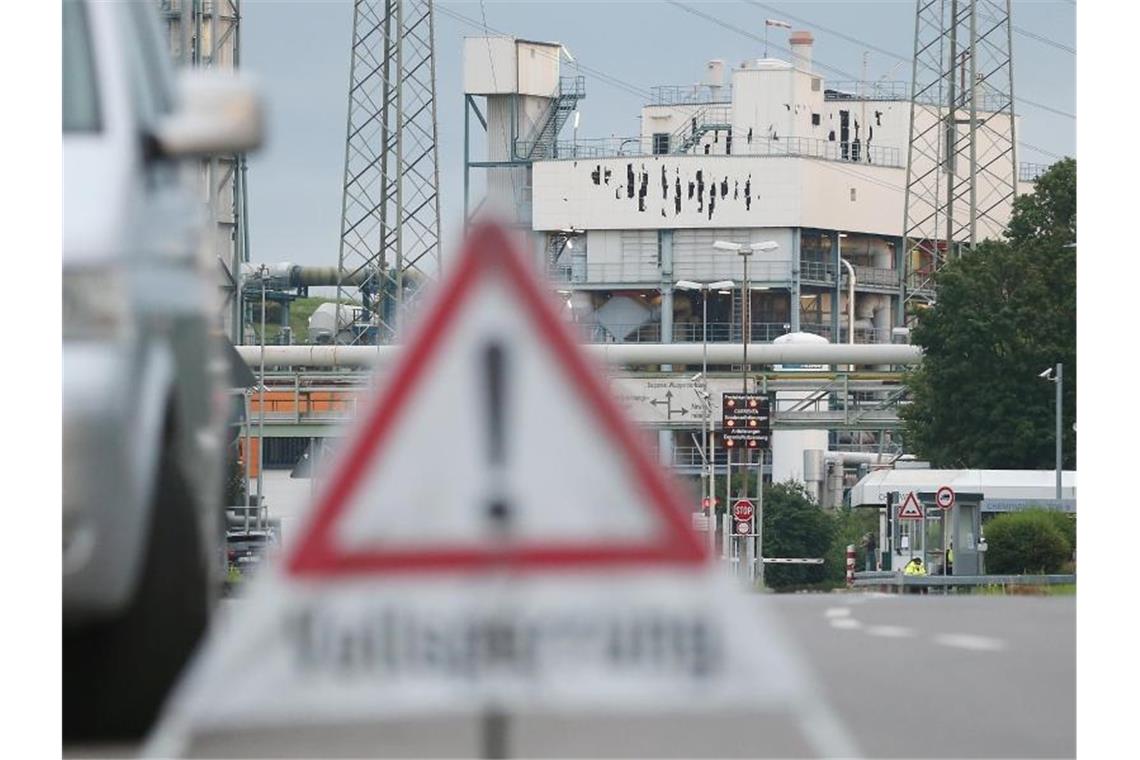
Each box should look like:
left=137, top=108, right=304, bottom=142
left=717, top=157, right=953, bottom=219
left=532, top=154, right=903, bottom=235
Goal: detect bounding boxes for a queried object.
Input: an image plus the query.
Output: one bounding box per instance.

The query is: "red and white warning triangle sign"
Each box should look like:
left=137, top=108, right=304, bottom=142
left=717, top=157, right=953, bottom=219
left=286, top=222, right=704, bottom=573
left=146, top=223, right=856, bottom=758
left=897, top=491, right=925, bottom=519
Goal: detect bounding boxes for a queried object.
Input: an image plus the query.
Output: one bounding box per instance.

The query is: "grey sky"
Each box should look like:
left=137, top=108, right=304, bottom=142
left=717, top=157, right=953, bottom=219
left=241, top=0, right=1075, bottom=271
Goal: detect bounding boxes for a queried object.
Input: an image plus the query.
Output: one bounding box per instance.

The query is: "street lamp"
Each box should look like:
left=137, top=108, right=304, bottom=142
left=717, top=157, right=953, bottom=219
left=676, top=278, right=735, bottom=558
left=1039, top=364, right=1064, bottom=503
left=712, top=240, right=777, bottom=585
left=713, top=240, right=778, bottom=391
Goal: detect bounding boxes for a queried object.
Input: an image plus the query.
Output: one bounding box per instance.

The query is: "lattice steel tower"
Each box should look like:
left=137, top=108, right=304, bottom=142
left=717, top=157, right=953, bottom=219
left=902, top=0, right=1018, bottom=318
left=335, top=0, right=442, bottom=344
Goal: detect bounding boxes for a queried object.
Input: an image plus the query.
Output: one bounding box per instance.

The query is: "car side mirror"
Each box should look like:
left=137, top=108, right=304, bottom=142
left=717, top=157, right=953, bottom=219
left=152, top=71, right=265, bottom=158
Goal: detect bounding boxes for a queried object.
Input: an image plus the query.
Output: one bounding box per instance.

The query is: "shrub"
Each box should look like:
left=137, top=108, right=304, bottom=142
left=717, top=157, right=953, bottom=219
left=983, top=510, right=1071, bottom=574
left=760, top=481, right=834, bottom=589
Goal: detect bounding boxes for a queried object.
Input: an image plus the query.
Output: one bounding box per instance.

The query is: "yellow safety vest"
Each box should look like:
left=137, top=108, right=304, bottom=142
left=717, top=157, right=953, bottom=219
left=904, top=562, right=927, bottom=576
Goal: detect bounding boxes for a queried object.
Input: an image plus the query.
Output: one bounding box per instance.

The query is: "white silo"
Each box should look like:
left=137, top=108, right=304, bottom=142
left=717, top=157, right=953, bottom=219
left=771, top=331, right=830, bottom=488
left=463, top=36, right=565, bottom=223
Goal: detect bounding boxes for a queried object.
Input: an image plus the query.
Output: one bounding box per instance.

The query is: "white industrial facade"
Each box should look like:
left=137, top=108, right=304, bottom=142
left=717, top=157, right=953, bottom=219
left=463, top=30, right=1041, bottom=492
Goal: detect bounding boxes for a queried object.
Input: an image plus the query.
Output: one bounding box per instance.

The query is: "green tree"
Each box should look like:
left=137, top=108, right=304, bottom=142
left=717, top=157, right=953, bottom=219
left=759, top=481, right=834, bottom=589
left=983, top=511, right=1071, bottom=574
left=826, top=506, right=881, bottom=583
left=901, top=158, right=1076, bottom=469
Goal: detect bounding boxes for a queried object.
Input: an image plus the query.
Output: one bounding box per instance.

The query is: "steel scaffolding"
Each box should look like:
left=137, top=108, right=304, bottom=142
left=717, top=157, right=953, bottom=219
left=901, top=0, right=1018, bottom=317
left=159, top=0, right=251, bottom=343
left=335, top=0, right=442, bottom=344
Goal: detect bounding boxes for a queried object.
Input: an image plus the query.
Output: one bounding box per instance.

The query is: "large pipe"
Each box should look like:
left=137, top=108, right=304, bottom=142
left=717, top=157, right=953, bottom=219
left=825, top=451, right=894, bottom=465
left=235, top=342, right=923, bottom=368
left=240, top=263, right=372, bottom=289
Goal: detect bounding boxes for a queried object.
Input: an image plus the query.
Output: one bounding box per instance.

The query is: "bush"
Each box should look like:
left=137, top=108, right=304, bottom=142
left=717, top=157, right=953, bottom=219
left=759, top=481, right=834, bottom=589
left=1038, top=509, right=1076, bottom=553
left=983, top=511, right=1072, bottom=574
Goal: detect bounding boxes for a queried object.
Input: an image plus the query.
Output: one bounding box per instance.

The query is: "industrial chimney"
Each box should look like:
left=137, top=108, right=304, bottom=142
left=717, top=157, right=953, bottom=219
left=789, top=30, right=814, bottom=73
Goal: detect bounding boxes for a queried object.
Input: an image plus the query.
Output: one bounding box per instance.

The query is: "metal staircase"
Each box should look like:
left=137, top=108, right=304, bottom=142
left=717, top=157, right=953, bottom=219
left=516, top=76, right=586, bottom=160
left=670, top=105, right=732, bottom=155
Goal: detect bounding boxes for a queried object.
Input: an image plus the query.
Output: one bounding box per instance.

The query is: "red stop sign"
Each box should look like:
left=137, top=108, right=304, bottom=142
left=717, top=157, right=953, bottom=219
left=733, top=499, right=754, bottom=521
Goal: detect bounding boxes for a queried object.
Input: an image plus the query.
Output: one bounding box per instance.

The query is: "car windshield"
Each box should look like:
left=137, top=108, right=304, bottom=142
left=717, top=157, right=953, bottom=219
left=63, top=0, right=101, bottom=133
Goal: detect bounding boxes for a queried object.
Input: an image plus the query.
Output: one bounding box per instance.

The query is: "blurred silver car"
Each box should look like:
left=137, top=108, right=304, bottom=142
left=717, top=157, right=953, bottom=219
left=62, top=0, right=262, bottom=739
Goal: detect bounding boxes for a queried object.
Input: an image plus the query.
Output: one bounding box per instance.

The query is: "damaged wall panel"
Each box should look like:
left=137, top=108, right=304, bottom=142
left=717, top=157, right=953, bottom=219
left=532, top=154, right=903, bottom=235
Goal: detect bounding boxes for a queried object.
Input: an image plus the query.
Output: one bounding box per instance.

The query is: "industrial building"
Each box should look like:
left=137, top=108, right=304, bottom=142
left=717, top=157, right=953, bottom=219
left=462, top=30, right=1041, bottom=493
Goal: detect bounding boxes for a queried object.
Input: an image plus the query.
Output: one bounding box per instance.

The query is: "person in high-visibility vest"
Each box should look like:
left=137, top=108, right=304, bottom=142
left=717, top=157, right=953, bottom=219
left=903, top=556, right=927, bottom=594
left=946, top=542, right=954, bottom=575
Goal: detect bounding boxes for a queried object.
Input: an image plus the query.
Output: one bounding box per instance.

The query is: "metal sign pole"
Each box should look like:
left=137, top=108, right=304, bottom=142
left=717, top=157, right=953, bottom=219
left=724, top=448, right=732, bottom=561
left=745, top=448, right=754, bottom=581
left=757, top=447, right=765, bottom=588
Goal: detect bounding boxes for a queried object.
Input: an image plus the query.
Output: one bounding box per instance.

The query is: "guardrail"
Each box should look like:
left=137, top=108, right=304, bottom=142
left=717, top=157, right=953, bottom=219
left=552, top=259, right=792, bottom=285
left=852, top=571, right=1076, bottom=592
left=650, top=84, right=733, bottom=105
left=1019, top=162, right=1051, bottom=182
left=800, top=261, right=900, bottom=288
left=825, top=81, right=911, bottom=101
left=578, top=321, right=800, bottom=344
left=541, top=134, right=902, bottom=167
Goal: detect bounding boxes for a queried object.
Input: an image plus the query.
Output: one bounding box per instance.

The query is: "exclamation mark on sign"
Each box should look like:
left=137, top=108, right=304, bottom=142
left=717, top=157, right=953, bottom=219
left=483, top=341, right=511, bottom=537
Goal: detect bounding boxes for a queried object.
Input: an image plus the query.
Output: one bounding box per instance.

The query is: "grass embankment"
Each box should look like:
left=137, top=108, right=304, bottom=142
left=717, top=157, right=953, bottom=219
left=253, top=297, right=358, bottom=344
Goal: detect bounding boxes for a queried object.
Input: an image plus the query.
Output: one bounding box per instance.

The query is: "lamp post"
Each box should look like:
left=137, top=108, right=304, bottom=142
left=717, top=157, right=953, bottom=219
left=713, top=240, right=779, bottom=391
left=1040, top=363, right=1064, bottom=503
left=676, top=279, right=735, bottom=558
left=712, top=240, right=778, bottom=583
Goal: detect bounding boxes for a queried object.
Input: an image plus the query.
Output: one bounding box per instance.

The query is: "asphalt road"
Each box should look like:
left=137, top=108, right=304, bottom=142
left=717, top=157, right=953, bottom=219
left=766, top=592, right=1076, bottom=758
left=69, top=474, right=1075, bottom=757
left=64, top=590, right=1074, bottom=758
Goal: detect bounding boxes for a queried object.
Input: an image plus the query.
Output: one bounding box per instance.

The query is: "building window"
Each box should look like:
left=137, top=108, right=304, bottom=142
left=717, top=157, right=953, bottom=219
left=811, top=77, right=821, bottom=92
left=653, top=133, right=670, bottom=155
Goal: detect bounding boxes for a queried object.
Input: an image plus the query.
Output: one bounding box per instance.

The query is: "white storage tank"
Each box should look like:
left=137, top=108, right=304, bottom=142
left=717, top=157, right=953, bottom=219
left=771, top=332, right=829, bottom=488
left=307, top=302, right=355, bottom=344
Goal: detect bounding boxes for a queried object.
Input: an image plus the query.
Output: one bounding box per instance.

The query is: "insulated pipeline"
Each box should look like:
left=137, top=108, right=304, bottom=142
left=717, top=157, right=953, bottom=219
left=235, top=342, right=922, bottom=368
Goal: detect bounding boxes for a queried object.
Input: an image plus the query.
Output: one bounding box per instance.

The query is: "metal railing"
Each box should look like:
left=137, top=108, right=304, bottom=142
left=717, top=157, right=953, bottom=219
left=551, top=259, right=792, bottom=285
left=573, top=321, right=804, bottom=345
left=800, top=323, right=892, bottom=344
left=852, top=265, right=901, bottom=288
left=649, top=84, right=733, bottom=106
left=560, top=75, right=586, bottom=99
left=1019, top=162, right=1051, bottom=182
left=799, top=261, right=900, bottom=288
left=852, top=572, right=1076, bottom=591
left=544, top=133, right=902, bottom=167
left=824, top=81, right=911, bottom=101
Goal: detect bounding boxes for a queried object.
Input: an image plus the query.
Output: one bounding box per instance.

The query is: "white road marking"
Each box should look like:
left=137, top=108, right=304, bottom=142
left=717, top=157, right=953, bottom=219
left=829, top=618, right=863, bottom=630
left=933, top=633, right=1006, bottom=652
left=865, top=625, right=915, bottom=638
left=824, top=607, right=851, bottom=618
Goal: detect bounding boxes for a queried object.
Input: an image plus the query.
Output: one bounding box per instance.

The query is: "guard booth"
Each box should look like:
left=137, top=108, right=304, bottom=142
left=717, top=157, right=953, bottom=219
left=884, top=491, right=983, bottom=574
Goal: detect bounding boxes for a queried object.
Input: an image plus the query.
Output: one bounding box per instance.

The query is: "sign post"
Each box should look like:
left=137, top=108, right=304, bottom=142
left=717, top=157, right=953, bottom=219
left=936, top=486, right=955, bottom=575
left=722, top=393, right=770, bottom=583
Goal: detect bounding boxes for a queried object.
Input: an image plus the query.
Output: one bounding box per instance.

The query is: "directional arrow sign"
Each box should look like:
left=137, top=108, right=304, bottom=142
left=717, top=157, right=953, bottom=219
left=147, top=223, right=856, bottom=758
